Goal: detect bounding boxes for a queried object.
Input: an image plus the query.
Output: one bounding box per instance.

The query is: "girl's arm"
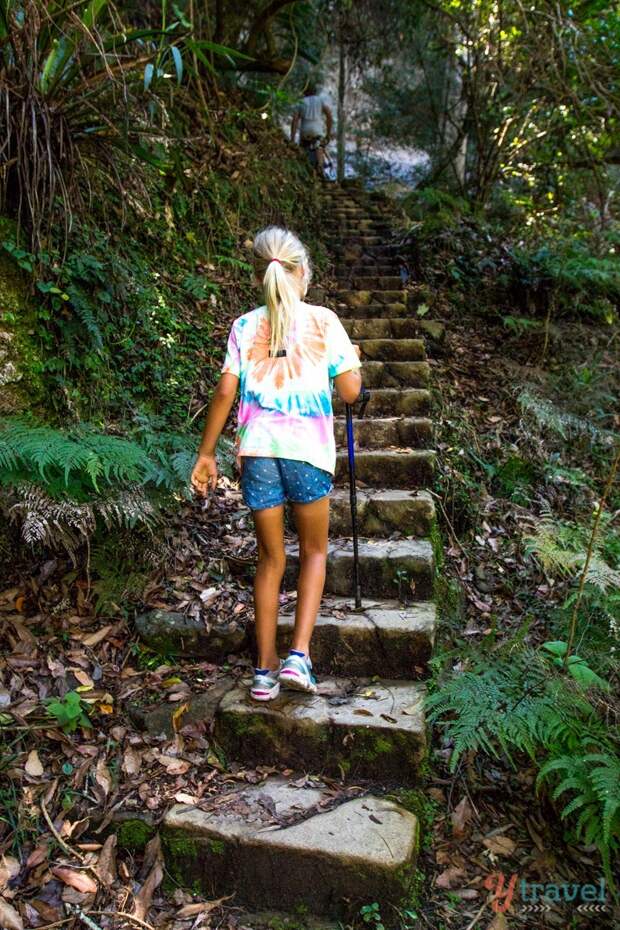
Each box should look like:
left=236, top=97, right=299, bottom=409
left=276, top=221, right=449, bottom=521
left=191, top=372, right=239, bottom=496
left=334, top=344, right=362, bottom=404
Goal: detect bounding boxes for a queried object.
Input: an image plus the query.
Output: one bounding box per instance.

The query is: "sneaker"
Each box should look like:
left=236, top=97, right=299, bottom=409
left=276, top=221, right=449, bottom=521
left=250, top=663, right=281, bottom=702
left=279, top=651, right=317, bottom=694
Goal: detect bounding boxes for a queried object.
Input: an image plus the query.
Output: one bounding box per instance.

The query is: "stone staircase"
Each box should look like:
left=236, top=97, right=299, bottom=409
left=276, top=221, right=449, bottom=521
left=140, top=183, right=441, bottom=919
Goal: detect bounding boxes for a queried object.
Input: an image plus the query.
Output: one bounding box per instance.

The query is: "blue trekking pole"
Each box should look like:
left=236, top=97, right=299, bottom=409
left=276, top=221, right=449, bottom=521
left=345, top=387, right=371, bottom=608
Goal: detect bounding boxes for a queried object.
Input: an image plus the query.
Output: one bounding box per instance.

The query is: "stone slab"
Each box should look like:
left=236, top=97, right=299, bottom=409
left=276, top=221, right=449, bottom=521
left=277, top=599, right=435, bottom=677
left=135, top=609, right=246, bottom=660
left=162, top=776, right=419, bottom=915
left=214, top=680, right=427, bottom=782
left=285, top=537, right=434, bottom=599
left=329, top=488, right=435, bottom=538
left=334, top=449, right=435, bottom=488
left=333, top=414, right=432, bottom=448
left=333, top=388, right=430, bottom=416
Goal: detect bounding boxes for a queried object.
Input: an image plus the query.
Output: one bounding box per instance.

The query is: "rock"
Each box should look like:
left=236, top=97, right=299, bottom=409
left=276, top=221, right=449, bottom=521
left=162, top=776, right=419, bottom=916
left=329, top=489, right=435, bottom=538
left=135, top=609, right=247, bottom=660
left=129, top=677, right=236, bottom=737
left=277, top=599, right=435, bottom=678
left=214, top=679, right=427, bottom=781
left=333, top=414, right=432, bottom=448
left=0, top=218, right=43, bottom=414
left=334, top=449, right=436, bottom=489
left=286, top=537, right=435, bottom=600
left=333, top=387, right=430, bottom=416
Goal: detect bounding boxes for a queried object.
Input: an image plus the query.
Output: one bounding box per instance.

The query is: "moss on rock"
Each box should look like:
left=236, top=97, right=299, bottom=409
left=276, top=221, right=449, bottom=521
left=0, top=218, right=44, bottom=414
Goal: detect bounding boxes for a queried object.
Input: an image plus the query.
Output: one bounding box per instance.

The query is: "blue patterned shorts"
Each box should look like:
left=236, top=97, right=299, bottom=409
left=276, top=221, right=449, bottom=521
left=240, top=457, right=333, bottom=511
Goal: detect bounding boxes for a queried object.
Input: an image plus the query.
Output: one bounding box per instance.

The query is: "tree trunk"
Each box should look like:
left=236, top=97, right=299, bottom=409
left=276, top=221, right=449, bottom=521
left=337, top=29, right=346, bottom=183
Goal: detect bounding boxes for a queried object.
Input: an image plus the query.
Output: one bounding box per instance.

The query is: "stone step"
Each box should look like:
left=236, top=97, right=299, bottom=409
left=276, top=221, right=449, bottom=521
left=325, top=234, right=382, bottom=247
left=277, top=599, right=435, bottom=678
left=343, top=318, right=423, bottom=340
left=336, top=263, right=398, bottom=277
left=330, top=488, right=435, bottom=537
left=334, top=387, right=430, bottom=416
left=285, top=537, right=434, bottom=599
left=334, top=413, right=431, bottom=446
left=350, top=275, right=402, bottom=290
left=342, top=360, right=430, bottom=388
left=336, top=301, right=407, bottom=318
left=162, top=776, right=419, bottom=917
left=334, top=449, right=436, bottom=488
left=335, top=289, right=407, bottom=307
left=359, top=338, right=426, bottom=360
left=214, top=678, right=427, bottom=782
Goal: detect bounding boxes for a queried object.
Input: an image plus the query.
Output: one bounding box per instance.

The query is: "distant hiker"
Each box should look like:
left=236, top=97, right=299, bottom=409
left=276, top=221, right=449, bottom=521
left=191, top=227, right=361, bottom=702
left=291, top=83, right=333, bottom=174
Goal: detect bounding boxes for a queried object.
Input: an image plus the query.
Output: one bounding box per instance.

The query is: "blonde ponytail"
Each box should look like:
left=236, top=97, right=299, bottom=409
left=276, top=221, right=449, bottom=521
left=252, top=226, right=311, bottom=356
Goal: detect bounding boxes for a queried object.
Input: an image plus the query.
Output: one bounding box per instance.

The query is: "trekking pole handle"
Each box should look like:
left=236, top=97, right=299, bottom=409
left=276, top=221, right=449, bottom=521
left=358, top=387, right=370, bottom=418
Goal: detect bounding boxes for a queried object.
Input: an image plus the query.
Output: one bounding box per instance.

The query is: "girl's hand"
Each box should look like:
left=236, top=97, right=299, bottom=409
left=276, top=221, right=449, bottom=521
left=191, top=453, right=218, bottom=496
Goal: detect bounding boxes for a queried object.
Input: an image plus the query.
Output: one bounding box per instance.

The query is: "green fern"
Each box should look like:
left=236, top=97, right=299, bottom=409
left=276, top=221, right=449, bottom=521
left=525, top=511, right=620, bottom=592
left=426, top=648, right=603, bottom=769
left=519, top=389, right=617, bottom=445
left=538, top=751, right=620, bottom=891
left=429, top=648, right=620, bottom=893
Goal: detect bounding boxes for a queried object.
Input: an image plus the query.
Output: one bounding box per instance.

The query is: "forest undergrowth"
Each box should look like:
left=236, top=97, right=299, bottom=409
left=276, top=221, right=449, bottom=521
left=402, top=192, right=620, bottom=928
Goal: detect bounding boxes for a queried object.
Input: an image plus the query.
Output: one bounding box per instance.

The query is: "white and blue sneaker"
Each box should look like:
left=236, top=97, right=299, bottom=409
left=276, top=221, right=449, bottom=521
left=250, top=663, right=282, bottom=702
left=279, top=650, right=317, bottom=694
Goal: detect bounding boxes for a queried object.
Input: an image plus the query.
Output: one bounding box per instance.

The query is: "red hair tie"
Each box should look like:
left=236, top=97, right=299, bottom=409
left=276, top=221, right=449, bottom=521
left=270, top=258, right=282, bottom=265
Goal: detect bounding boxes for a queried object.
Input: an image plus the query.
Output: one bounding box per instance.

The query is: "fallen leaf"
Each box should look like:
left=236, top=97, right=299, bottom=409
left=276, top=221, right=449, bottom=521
left=81, top=625, right=113, bottom=647
left=0, top=897, right=23, bottom=930
left=25, top=845, right=48, bottom=870
left=436, top=866, right=466, bottom=889
left=72, top=670, right=94, bottom=689
left=483, top=835, right=516, bottom=857
left=95, top=758, right=112, bottom=797
left=158, top=755, right=191, bottom=775
left=172, top=702, right=189, bottom=733
left=177, top=895, right=232, bottom=918
left=25, top=750, right=44, bottom=777
left=174, top=792, right=198, bottom=805
left=451, top=796, right=474, bottom=837
left=51, top=867, right=98, bottom=894
left=133, top=843, right=163, bottom=922
left=95, top=835, right=117, bottom=887
left=0, top=857, right=20, bottom=892
left=122, top=746, right=142, bottom=775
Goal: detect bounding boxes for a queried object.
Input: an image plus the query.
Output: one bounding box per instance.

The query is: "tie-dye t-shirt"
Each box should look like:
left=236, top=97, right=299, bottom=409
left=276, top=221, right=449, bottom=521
left=221, top=302, right=361, bottom=475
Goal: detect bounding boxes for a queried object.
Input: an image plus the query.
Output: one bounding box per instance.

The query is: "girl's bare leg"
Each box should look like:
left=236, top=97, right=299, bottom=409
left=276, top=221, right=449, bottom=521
left=291, top=496, right=330, bottom=655
left=252, top=504, right=286, bottom=670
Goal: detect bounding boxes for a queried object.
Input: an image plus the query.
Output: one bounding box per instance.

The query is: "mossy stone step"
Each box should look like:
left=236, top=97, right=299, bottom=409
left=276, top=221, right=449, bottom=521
left=162, top=776, right=419, bottom=917
left=334, top=449, right=435, bottom=488
left=333, top=387, right=430, bottom=416
left=335, top=289, right=407, bottom=306
left=214, top=679, right=427, bottom=782
left=336, top=263, right=397, bottom=277
left=350, top=275, right=402, bottom=290
left=330, top=488, right=435, bottom=538
left=358, top=340, right=426, bottom=361
left=342, top=318, right=425, bottom=340
left=346, top=360, right=430, bottom=388
left=277, top=599, right=435, bottom=678
left=285, top=537, right=434, bottom=599
left=334, top=413, right=431, bottom=447
left=336, top=300, right=407, bottom=318
left=325, top=234, right=382, bottom=247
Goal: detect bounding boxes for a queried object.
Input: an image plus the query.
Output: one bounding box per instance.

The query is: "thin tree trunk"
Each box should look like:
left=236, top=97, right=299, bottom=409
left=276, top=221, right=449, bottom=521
left=337, top=27, right=346, bottom=183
